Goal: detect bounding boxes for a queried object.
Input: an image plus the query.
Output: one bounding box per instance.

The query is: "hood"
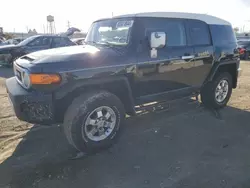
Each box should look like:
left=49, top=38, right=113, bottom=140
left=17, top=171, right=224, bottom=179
left=15, top=44, right=125, bottom=72
left=28, top=45, right=100, bottom=60
left=0, top=44, right=19, bottom=50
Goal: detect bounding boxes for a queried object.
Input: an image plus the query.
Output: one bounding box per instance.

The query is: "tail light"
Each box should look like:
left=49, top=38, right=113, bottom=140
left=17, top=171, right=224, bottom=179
left=239, top=48, right=246, bottom=54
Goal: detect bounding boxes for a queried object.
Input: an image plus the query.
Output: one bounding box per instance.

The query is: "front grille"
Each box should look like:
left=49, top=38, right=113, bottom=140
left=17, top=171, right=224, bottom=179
left=21, top=102, right=53, bottom=122
left=15, top=69, right=22, bottom=81
left=14, top=63, right=22, bottom=81
left=13, top=62, right=27, bottom=88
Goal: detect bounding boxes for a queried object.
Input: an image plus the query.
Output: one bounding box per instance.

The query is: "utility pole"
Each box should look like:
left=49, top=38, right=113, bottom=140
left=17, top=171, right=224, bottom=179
left=43, top=24, right=45, bottom=34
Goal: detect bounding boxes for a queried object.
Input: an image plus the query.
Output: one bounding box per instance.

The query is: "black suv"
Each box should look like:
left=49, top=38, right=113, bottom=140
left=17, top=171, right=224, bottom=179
left=0, top=35, right=76, bottom=66
left=6, top=12, right=241, bottom=153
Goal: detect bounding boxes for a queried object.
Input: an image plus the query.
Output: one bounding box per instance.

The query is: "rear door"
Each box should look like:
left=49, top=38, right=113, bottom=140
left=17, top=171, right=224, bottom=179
left=186, top=20, right=214, bottom=86
left=51, top=37, right=76, bottom=49
left=134, top=17, right=196, bottom=99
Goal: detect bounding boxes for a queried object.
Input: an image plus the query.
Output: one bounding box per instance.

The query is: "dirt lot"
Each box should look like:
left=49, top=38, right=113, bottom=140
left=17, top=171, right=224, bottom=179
left=0, top=62, right=250, bottom=188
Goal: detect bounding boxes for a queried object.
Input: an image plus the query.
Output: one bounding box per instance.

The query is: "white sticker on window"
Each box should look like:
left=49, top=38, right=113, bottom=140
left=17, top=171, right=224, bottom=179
left=116, top=20, right=134, bottom=29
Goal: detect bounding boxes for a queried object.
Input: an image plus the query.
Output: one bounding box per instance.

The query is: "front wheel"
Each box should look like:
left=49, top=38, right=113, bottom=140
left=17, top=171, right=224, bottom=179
left=201, top=72, right=233, bottom=109
left=63, top=91, right=125, bottom=153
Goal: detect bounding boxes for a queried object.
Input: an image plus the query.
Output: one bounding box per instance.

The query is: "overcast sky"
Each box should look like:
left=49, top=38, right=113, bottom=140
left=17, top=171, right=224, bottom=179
left=0, top=0, right=250, bottom=33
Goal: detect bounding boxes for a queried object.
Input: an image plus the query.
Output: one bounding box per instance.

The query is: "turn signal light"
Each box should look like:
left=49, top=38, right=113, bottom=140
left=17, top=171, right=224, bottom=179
left=30, top=74, right=61, bottom=85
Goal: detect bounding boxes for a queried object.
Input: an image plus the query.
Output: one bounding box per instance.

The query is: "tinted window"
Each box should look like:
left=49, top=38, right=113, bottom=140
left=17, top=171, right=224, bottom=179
left=210, top=25, right=237, bottom=45
left=28, top=37, right=51, bottom=46
left=52, top=37, right=74, bottom=48
left=141, top=18, right=186, bottom=47
left=188, top=20, right=211, bottom=45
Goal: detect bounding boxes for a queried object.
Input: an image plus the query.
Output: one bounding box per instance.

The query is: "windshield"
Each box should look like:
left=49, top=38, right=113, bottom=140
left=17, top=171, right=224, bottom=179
left=18, top=35, right=38, bottom=46
left=85, top=18, right=134, bottom=46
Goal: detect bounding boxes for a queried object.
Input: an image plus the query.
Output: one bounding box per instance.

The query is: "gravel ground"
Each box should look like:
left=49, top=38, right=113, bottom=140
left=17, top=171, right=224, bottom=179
left=0, top=62, right=250, bottom=188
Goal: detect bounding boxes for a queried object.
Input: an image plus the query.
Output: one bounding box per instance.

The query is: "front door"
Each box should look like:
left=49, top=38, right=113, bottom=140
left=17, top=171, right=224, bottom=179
left=133, top=17, right=197, bottom=102
left=24, top=36, right=52, bottom=54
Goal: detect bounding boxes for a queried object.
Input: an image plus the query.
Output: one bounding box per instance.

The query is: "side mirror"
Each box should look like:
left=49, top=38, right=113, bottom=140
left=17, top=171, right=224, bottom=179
left=150, top=32, right=166, bottom=49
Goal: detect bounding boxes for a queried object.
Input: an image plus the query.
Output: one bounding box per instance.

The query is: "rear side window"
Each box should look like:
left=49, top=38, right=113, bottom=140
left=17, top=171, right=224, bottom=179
left=210, top=25, right=237, bottom=45
left=188, top=20, right=211, bottom=46
left=52, top=37, right=74, bottom=48
left=141, top=18, right=186, bottom=47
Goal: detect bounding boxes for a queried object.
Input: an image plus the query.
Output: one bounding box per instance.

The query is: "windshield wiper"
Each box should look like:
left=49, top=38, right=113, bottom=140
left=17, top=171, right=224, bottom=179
left=101, top=42, right=126, bottom=53
left=93, top=41, right=125, bottom=53
left=85, top=41, right=125, bottom=54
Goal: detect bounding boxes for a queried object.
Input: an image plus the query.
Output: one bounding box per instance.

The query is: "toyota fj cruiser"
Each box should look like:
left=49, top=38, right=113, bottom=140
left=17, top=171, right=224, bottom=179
left=6, top=12, right=241, bottom=153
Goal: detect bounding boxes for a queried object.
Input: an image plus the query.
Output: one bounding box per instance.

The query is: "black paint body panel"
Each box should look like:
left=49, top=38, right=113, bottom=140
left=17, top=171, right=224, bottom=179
left=5, top=17, right=240, bottom=125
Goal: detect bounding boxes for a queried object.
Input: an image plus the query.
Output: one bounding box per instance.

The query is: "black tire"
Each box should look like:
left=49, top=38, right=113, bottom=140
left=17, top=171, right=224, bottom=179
left=63, top=90, right=125, bottom=153
left=201, top=72, right=233, bottom=109
left=244, top=51, right=249, bottom=60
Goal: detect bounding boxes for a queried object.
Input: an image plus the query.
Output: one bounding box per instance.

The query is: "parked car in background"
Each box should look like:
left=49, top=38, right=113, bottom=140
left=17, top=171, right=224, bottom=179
left=0, top=35, right=76, bottom=66
left=71, top=37, right=85, bottom=45
left=6, top=12, right=241, bottom=153
left=237, top=36, right=250, bottom=41
left=1, top=38, right=24, bottom=45
left=237, top=40, right=250, bottom=60
left=0, top=39, right=4, bottom=45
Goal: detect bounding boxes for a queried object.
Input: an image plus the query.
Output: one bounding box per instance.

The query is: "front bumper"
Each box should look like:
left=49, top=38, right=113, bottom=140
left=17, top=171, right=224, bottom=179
left=5, top=77, right=55, bottom=125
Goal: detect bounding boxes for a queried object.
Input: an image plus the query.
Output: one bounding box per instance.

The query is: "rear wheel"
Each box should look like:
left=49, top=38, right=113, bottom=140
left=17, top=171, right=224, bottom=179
left=63, top=90, right=125, bottom=153
left=201, top=72, right=232, bottom=109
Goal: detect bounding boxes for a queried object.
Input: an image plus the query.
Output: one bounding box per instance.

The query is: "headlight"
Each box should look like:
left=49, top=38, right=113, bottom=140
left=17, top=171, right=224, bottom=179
left=23, top=72, right=31, bottom=88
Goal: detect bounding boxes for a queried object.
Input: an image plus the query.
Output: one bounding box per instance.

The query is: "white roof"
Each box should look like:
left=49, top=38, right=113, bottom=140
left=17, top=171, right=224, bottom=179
left=114, top=12, right=231, bottom=26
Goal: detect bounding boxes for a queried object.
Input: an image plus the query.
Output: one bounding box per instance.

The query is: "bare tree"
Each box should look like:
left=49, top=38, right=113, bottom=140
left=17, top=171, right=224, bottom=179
left=234, top=27, right=239, bottom=33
